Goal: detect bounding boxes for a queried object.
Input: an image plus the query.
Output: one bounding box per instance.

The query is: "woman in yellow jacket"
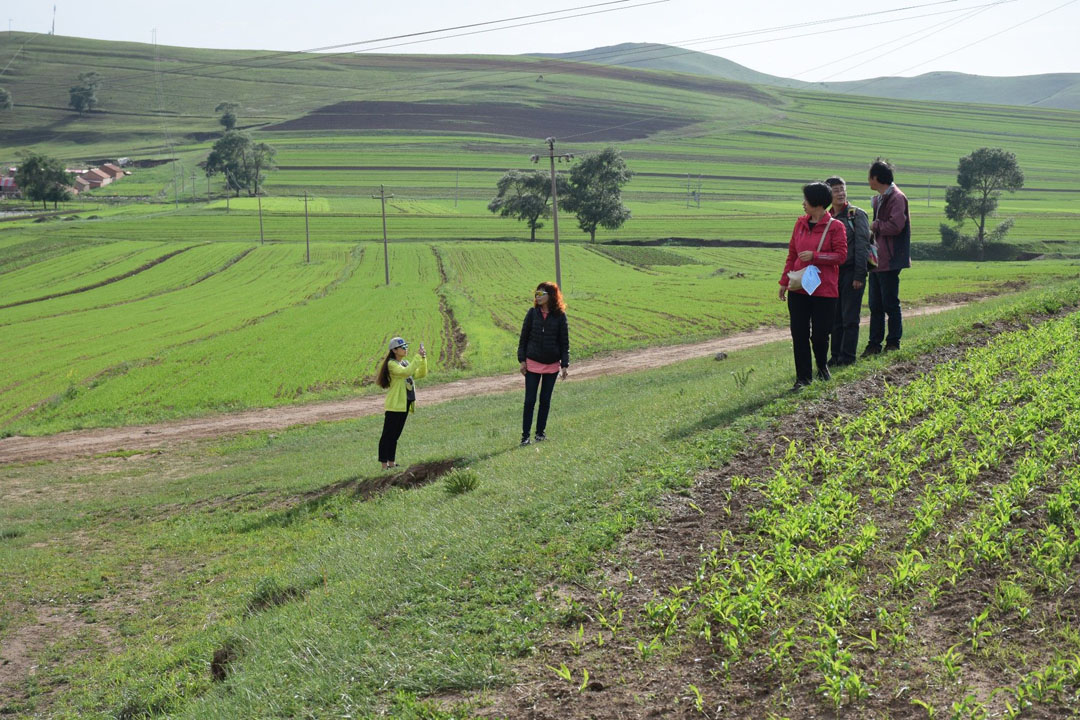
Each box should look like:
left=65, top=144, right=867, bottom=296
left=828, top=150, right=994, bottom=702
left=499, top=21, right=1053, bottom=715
left=375, top=336, right=427, bottom=469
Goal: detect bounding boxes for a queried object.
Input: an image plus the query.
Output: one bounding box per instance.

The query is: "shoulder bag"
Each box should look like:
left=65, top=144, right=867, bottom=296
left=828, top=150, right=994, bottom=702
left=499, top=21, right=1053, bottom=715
left=787, top=218, right=834, bottom=294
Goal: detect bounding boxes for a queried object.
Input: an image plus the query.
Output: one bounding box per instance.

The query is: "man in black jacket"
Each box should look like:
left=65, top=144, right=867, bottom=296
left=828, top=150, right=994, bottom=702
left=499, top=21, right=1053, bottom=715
left=825, top=177, right=871, bottom=366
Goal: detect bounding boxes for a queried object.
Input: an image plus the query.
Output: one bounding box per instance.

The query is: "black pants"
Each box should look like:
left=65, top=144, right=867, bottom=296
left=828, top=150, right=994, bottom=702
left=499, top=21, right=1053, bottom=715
left=788, top=292, right=836, bottom=384
left=830, top=266, right=866, bottom=363
left=378, top=411, right=409, bottom=463
left=522, top=371, right=558, bottom=437
left=867, top=269, right=902, bottom=348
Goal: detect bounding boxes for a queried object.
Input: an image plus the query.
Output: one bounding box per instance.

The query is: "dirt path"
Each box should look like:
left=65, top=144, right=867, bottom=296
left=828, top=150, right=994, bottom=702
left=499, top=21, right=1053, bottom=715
left=0, top=303, right=967, bottom=464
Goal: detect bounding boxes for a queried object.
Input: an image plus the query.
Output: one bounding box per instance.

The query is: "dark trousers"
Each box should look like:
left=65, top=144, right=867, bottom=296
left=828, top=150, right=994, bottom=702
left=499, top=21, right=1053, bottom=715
left=831, top=266, right=866, bottom=363
left=867, top=269, right=902, bottom=348
left=522, top=371, right=558, bottom=437
left=378, top=411, right=409, bottom=463
left=788, top=292, right=836, bottom=383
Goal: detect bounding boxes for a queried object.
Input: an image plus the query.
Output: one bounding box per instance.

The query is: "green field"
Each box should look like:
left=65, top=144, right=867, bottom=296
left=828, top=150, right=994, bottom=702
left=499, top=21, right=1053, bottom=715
left=2, top=33, right=1079, bottom=432
left=4, top=234, right=1079, bottom=434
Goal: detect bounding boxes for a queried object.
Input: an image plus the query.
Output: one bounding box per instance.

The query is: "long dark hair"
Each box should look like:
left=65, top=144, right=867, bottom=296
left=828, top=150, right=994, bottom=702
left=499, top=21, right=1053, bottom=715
left=375, top=350, right=395, bottom=389
left=534, top=281, right=566, bottom=315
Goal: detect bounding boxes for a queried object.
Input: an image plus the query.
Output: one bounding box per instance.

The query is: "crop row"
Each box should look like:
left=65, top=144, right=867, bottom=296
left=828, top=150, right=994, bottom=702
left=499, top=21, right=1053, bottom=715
left=641, top=312, right=1080, bottom=715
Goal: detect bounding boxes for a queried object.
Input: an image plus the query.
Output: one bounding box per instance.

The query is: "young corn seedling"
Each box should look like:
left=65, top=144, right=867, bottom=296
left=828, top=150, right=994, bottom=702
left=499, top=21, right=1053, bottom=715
left=933, top=643, right=964, bottom=686
left=547, top=662, right=572, bottom=683
left=968, top=608, right=992, bottom=652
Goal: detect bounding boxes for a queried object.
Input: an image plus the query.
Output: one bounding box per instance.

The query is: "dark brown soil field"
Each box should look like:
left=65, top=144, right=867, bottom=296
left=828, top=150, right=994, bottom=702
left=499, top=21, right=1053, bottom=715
left=264, top=100, right=695, bottom=140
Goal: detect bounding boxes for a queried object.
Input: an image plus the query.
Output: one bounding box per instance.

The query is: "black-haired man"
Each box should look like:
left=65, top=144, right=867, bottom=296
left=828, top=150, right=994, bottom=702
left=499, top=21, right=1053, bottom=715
left=862, top=158, right=911, bottom=356
left=824, top=176, right=870, bottom=366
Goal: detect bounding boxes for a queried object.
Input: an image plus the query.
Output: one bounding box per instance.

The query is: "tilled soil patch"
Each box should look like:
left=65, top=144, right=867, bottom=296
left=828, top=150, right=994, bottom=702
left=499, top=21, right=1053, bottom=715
left=263, top=101, right=695, bottom=141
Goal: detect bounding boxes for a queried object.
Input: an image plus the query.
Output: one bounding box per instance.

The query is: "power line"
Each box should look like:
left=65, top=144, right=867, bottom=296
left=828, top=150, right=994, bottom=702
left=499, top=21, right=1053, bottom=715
left=793, top=0, right=1013, bottom=79
left=0, top=0, right=987, bottom=110
left=7, top=0, right=661, bottom=103
left=888, top=0, right=1078, bottom=77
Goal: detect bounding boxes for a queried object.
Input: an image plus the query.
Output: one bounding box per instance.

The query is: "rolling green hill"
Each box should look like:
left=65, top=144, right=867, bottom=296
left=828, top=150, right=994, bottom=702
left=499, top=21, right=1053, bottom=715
left=534, top=42, right=1080, bottom=110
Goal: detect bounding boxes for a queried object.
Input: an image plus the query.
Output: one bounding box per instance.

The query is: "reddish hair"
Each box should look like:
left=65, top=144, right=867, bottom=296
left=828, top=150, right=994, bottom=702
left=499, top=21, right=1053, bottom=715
left=534, top=281, right=566, bottom=314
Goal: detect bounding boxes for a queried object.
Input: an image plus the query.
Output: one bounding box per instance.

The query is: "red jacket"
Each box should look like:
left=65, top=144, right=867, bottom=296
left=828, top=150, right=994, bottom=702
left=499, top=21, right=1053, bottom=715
left=779, top=212, right=848, bottom=298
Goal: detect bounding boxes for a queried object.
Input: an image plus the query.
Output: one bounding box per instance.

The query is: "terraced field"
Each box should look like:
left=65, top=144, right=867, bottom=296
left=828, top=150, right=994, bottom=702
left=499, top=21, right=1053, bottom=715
left=3, top=231, right=1079, bottom=435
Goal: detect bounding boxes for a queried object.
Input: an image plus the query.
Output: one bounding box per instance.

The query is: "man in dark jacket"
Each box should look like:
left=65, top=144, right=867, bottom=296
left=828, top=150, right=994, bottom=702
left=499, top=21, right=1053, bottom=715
left=824, top=176, right=870, bottom=366
left=863, top=158, right=911, bottom=356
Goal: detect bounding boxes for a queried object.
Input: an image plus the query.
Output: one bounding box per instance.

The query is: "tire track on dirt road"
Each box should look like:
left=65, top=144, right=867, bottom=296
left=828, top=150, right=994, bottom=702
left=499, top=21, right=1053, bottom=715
left=0, top=302, right=969, bottom=464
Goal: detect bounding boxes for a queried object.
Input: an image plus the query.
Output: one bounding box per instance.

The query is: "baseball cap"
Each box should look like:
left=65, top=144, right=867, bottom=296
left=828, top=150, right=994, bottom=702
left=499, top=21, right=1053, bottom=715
left=388, top=337, right=408, bottom=351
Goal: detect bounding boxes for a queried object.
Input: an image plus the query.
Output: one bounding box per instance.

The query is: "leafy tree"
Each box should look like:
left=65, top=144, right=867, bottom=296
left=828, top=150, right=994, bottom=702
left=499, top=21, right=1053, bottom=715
left=68, top=71, right=103, bottom=114
left=940, top=147, right=1024, bottom=260
left=14, top=153, right=74, bottom=209
left=0, top=87, right=12, bottom=111
left=561, top=146, right=633, bottom=242
left=215, top=101, right=240, bottom=132
left=204, top=131, right=276, bottom=196
left=487, top=169, right=567, bottom=240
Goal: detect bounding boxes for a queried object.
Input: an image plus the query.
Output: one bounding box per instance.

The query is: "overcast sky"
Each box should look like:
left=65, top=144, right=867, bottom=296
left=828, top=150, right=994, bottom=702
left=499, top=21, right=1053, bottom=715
left=9, top=0, right=1079, bottom=81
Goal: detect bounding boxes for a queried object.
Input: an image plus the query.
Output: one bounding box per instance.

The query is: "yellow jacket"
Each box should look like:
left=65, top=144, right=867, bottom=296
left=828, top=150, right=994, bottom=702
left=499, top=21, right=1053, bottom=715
left=385, top=355, right=428, bottom=412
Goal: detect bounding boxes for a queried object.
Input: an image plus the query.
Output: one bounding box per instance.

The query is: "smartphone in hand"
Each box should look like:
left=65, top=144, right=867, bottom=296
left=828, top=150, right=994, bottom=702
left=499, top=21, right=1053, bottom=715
left=419, top=342, right=426, bottom=357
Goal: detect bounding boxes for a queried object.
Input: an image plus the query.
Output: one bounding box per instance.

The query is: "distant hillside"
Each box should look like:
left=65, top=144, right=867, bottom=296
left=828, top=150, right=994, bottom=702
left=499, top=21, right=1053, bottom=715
left=531, top=42, right=807, bottom=89
left=531, top=43, right=1080, bottom=110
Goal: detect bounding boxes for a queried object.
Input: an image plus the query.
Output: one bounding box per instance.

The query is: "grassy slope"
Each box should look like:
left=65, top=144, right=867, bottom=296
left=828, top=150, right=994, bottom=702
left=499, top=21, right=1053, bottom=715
left=2, top=282, right=1078, bottom=718
left=535, top=42, right=1080, bottom=110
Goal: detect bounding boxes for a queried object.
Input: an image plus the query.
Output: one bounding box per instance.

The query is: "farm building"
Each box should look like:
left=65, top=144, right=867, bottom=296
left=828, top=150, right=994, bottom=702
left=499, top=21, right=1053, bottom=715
left=100, top=163, right=123, bottom=178
left=0, top=176, right=17, bottom=198
left=79, top=168, right=112, bottom=189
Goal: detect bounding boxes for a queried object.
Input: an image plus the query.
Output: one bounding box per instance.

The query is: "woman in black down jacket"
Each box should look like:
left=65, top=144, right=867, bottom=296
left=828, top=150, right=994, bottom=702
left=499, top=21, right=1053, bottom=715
left=517, top=281, right=570, bottom=446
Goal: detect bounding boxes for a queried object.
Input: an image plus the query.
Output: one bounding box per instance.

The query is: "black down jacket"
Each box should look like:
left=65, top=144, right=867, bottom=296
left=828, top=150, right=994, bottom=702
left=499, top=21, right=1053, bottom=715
left=517, top=307, right=569, bottom=367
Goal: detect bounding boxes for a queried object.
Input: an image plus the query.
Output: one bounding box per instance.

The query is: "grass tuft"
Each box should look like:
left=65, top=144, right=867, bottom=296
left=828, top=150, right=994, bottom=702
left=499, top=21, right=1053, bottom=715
left=443, top=467, right=480, bottom=496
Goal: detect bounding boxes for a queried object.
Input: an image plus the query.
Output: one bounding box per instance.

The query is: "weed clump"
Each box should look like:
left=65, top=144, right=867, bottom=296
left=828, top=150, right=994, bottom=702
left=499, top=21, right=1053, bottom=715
left=443, top=467, right=479, bottom=495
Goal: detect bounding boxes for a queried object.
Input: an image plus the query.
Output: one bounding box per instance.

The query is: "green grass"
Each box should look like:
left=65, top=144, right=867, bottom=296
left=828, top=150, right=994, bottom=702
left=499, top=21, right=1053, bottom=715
left=2, top=281, right=1078, bottom=718
left=4, top=232, right=1078, bottom=434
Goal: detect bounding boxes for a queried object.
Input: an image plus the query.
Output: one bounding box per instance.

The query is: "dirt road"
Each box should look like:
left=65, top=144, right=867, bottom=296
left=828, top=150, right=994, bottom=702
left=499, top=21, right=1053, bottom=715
left=0, top=303, right=967, bottom=464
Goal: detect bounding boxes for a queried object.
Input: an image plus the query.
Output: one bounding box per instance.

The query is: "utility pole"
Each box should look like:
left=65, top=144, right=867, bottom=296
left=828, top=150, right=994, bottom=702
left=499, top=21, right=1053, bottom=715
left=530, top=137, right=573, bottom=288
left=172, top=176, right=178, bottom=209
left=373, top=185, right=394, bottom=285
left=304, top=191, right=310, bottom=263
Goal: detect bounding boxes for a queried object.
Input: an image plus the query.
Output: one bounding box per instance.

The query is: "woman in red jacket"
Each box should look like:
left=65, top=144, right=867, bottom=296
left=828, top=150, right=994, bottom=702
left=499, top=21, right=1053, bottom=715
left=778, top=182, right=848, bottom=391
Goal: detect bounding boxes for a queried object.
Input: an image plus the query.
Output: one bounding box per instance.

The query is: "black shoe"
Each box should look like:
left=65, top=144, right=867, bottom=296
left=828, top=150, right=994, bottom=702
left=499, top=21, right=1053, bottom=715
left=830, top=357, right=854, bottom=367
left=790, top=380, right=811, bottom=393
left=816, top=366, right=831, bottom=382
left=520, top=436, right=531, bottom=447
left=861, top=345, right=882, bottom=358
left=534, top=432, right=546, bottom=442
left=884, top=342, right=901, bottom=353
